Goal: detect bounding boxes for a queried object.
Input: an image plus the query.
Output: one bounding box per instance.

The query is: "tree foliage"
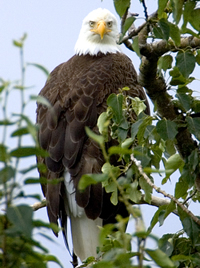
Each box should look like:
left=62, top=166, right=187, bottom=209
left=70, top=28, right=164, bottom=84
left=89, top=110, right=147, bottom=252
left=0, top=35, right=63, bottom=268
left=1, top=1, right=200, bottom=268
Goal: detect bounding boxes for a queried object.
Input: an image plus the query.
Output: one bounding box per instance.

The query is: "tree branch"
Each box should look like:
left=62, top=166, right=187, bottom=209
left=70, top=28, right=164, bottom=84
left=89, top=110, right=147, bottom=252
left=131, top=156, right=200, bottom=226
left=138, top=35, right=197, bottom=158
left=30, top=194, right=178, bottom=216
left=31, top=199, right=46, bottom=211
left=140, top=36, right=200, bottom=58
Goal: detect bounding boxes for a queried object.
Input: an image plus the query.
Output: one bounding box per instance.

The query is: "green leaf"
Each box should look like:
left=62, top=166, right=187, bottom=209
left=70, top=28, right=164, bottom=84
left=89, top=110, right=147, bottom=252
left=13, top=40, right=22, bottom=47
left=131, top=119, right=143, bottom=140
left=145, top=248, right=175, bottom=267
left=7, top=205, right=33, bottom=238
left=159, top=19, right=170, bottom=40
left=0, top=78, right=10, bottom=93
left=108, top=146, right=132, bottom=156
left=186, top=116, right=200, bottom=140
left=0, top=166, right=15, bottom=183
left=156, top=119, right=178, bottom=141
left=10, top=147, right=48, bottom=158
left=11, top=127, right=29, bottom=137
left=27, top=63, right=49, bottom=77
left=189, top=8, right=200, bottom=31
left=114, top=0, right=130, bottom=17
left=122, top=17, right=135, bottom=35
left=131, top=115, right=152, bottom=143
left=24, top=177, right=47, bottom=185
left=121, top=138, right=133, bottom=148
left=30, top=95, right=52, bottom=107
left=97, top=112, right=109, bottom=135
left=182, top=1, right=196, bottom=30
left=158, top=55, right=173, bottom=72
left=0, top=144, right=10, bottom=162
left=13, top=113, right=38, bottom=141
left=78, top=174, right=108, bottom=191
left=102, top=163, right=120, bottom=179
left=164, top=201, right=176, bottom=222
left=192, top=99, right=200, bottom=113
left=137, top=116, right=152, bottom=144
left=110, top=186, right=118, bottom=205
left=165, top=153, right=184, bottom=179
left=182, top=217, right=200, bottom=246
left=158, top=0, right=168, bottom=18
left=118, top=121, right=129, bottom=142
left=132, top=36, right=140, bottom=57
left=196, top=49, right=200, bottom=65
left=165, top=140, right=176, bottom=156
left=188, top=149, right=199, bottom=172
left=134, top=146, right=151, bottom=167
left=126, top=182, right=142, bottom=203
left=105, top=181, right=118, bottom=205
left=158, top=234, right=174, bottom=257
left=0, top=119, right=15, bottom=125
left=148, top=205, right=168, bottom=233
left=176, top=93, right=192, bottom=112
left=13, top=33, right=27, bottom=48
left=43, top=255, right=64, bottom=268
left=169, top=23, right=181, bottom=46
left=139, top=176, right=152, bottom=203
left=144, top=125, right=156, bottom=140
left=85, top=127, right=104, bottom=145
left=169, top=66, right=187, bottom=86
left=107, top=94, right=123, bottom=124
left=131, top=97, right=147, bottom=116
left=175, top=177, right=188, bottom=199
left=172, top=0, right=184, bottom=24
left=171, top=254, right=195, bottom=262
left=153, top=26, right=164, bottom=39
left=176, top=51, right=196, bottom=78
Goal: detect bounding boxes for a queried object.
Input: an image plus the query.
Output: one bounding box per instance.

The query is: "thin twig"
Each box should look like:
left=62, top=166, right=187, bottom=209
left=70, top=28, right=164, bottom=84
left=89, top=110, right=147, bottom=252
left=182, top=190, right=197, bottom=205
left=131, top=156, right=200, bottom=226
left=141, top=0, right=148, bottom=21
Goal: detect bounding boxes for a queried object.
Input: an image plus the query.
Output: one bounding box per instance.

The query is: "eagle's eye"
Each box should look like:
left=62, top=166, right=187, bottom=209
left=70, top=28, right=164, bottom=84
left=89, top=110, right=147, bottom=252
left=107, top=21, right=113, bottom=28
left=89, top=21, right=95, bottom=27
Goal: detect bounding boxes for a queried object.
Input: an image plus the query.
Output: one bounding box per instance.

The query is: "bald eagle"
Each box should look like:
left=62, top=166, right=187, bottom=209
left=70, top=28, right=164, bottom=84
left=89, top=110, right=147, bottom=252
left=36, top=8, right=149, bottom=263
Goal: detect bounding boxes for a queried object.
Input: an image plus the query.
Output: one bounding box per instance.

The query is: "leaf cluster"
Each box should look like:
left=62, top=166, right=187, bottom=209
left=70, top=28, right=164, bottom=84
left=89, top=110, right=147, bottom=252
left=0, top=36, right=62, bottom=268
left=79, top=83, right=200, bottom=267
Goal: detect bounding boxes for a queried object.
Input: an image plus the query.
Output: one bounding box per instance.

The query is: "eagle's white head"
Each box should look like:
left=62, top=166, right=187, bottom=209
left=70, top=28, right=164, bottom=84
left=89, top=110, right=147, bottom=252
left=75, top=8, right=121, bottom=56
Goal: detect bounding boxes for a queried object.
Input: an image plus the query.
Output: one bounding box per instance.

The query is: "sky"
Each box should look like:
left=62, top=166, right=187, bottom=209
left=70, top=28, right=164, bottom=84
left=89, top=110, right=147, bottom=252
left=1, top=1, right=199, bottom=267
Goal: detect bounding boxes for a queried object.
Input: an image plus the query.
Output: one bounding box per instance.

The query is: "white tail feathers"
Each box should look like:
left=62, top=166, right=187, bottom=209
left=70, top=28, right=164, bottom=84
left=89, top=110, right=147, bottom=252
left=70, top=213, right=102, bottom=261
left=64, top=172, right=102, bottom=261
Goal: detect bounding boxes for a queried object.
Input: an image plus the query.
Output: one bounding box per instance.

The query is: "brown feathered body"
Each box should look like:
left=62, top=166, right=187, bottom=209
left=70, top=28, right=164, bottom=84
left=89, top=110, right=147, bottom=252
left=36, top=52, right=149, bottom=260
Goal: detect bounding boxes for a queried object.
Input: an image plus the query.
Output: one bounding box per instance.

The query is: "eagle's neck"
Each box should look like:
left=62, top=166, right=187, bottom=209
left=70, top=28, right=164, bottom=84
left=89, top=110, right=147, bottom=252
left=74, top=36, right=121, bottom=56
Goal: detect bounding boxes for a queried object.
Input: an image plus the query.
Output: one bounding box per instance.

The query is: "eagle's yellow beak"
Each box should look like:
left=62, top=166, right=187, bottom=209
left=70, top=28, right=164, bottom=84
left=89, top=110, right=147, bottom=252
left=91, top=20, right=111, bottom=39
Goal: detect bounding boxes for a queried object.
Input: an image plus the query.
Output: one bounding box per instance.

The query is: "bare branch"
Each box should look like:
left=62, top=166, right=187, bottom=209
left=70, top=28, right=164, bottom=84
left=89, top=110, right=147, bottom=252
left=31, top=199, right=46, bottom=211
left=131, top=156, right=200, bottom=226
